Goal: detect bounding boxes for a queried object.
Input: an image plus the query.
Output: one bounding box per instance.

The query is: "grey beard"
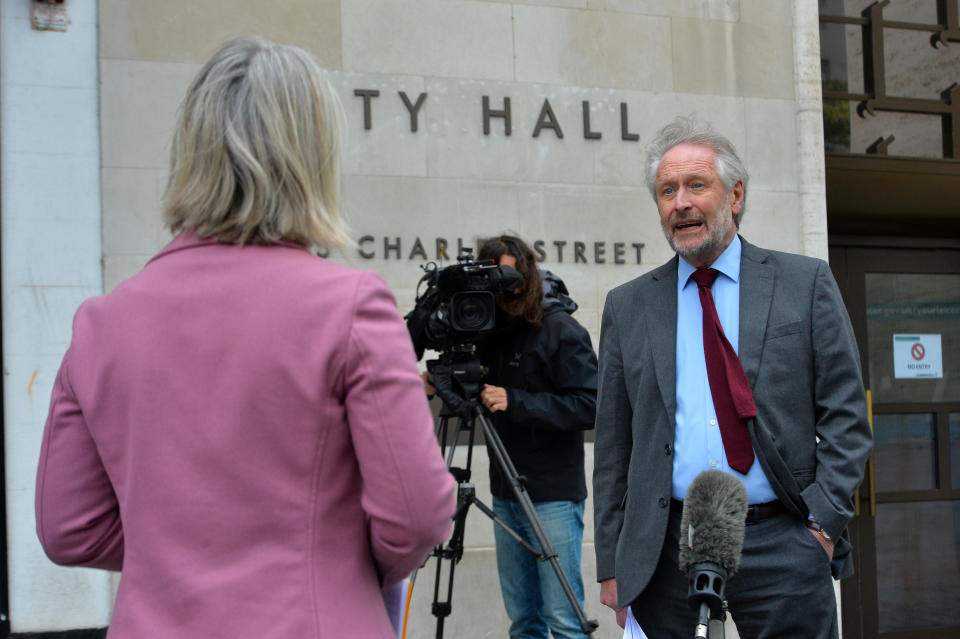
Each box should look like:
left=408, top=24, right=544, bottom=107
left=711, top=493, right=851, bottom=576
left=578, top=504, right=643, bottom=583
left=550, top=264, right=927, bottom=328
left=667, top=230, right=725, bottom=263
left=662, top=201, right=734, bottom=265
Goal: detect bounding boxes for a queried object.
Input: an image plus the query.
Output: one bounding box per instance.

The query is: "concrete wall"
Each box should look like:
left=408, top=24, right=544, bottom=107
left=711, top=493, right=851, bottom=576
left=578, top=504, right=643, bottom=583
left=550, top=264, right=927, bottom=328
left=1, top=0, right=112, bottom=632
left=96, top=0, right=821, bottom=321
left=2, top=0, right=828, bottom=634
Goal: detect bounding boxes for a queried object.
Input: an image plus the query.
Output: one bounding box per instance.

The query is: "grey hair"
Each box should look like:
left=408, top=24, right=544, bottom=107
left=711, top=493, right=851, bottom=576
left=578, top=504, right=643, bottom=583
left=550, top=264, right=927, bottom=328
left=162, top=36, right=352, bottom=249
left=644, top=115, right=749, bottom=225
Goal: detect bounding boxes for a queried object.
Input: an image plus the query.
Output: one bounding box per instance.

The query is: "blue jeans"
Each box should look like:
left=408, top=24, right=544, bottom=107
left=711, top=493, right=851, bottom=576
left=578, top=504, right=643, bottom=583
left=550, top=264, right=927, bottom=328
left=492, top=497, right=588, bottom=639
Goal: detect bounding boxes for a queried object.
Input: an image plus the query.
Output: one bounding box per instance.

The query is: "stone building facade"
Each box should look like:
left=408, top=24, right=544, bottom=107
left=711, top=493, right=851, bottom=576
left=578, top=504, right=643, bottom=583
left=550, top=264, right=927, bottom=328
left=2, top=1, right=827, bottom=636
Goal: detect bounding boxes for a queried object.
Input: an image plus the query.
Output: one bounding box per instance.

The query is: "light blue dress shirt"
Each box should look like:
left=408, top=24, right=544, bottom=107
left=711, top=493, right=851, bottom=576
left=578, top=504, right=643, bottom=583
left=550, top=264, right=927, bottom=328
left=673, top=236, right=777, bottom=504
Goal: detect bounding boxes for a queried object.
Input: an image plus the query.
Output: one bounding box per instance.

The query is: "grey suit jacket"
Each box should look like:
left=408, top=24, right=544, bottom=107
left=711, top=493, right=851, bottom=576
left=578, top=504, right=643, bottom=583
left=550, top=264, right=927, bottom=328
left=592, top=237, right=873, bottom=607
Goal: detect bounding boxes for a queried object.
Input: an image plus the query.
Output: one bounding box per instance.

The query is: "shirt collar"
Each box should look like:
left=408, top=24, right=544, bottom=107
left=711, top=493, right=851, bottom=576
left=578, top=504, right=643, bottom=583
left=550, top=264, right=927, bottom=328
left=678, top=234, right=742, bottom=290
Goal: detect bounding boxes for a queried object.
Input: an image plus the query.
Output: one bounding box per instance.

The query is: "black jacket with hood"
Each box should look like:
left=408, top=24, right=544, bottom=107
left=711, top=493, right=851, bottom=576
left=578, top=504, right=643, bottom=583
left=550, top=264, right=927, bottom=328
left=476, top=269, right=598, bottom=503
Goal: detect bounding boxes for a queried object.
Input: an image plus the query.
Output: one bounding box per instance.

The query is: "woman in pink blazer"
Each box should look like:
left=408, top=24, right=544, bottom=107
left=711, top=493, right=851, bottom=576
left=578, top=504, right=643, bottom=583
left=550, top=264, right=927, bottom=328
left=35, top=37, right=455, bottom=638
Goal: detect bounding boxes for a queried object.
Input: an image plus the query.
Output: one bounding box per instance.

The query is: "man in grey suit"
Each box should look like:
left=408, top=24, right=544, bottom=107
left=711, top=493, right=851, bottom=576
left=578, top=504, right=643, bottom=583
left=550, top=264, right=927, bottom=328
left=593, top=116, right=872, bottom=638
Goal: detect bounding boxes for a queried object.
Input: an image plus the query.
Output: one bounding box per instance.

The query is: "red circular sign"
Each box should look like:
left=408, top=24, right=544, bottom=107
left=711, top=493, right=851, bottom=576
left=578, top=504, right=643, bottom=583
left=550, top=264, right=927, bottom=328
left=911, top=343, right=926, bottom=360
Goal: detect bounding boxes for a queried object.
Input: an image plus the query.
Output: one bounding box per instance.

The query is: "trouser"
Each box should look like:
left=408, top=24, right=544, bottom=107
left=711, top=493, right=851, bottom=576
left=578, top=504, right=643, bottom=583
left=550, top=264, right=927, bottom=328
left=630, top=509, right=838, bottom=639
left=492, top=497, right=588, bottom=639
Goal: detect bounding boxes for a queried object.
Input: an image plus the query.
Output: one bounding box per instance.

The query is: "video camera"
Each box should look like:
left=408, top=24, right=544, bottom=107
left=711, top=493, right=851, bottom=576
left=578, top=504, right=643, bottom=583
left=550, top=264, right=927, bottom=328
left=406, top=249, right=523, bottom=360
left=404, top=250, right=599, bottom=638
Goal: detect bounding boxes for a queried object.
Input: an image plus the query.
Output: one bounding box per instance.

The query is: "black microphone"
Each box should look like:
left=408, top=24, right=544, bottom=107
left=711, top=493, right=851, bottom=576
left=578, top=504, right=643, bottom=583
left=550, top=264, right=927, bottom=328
left=678, top=470, right=748, bottom=638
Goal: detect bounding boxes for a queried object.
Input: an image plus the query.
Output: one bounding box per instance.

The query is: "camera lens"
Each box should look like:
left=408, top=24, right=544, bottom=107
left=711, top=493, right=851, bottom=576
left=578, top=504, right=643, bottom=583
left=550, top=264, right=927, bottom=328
left=450, top=291, right=495, bottom=332
left=457, top=297, right=486, bottom=327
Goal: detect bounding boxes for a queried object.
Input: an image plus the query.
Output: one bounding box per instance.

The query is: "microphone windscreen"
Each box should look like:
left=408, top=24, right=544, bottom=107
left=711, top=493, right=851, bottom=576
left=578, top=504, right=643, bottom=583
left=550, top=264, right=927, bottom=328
left=678, top=470, right=748, bottom=576
left=496, top=265, right=523, bottom=293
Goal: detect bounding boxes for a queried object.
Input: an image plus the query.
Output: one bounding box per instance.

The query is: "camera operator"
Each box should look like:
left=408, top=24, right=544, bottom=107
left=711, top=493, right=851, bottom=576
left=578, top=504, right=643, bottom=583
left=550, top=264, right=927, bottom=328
left=473, top=235, right=598, bottom=639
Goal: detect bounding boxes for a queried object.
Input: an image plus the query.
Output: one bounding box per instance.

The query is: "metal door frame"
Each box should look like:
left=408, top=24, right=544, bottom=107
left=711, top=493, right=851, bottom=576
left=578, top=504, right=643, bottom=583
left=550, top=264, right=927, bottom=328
left=830, top=243, right=960, bottom=639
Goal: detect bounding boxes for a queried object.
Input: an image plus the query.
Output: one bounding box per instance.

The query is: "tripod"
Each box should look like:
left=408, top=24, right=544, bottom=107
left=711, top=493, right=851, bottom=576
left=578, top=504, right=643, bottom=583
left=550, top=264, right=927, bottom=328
left=424, top=350, right=598, bottom=638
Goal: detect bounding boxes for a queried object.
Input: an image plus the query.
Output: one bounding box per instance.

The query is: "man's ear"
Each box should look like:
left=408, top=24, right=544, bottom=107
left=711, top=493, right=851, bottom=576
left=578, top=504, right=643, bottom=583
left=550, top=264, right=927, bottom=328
left=729, top=180, right=744, bottom=215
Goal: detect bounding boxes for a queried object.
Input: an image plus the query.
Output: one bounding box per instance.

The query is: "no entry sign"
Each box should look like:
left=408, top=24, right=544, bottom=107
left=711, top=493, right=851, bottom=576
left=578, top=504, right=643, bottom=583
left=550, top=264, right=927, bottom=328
left=893, top=334, right=943, bottom=379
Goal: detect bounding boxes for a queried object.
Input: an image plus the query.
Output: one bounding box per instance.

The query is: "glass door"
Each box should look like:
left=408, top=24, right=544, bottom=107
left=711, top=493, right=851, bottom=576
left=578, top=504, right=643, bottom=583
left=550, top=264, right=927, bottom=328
left=831, top=246, right=960, bottom=639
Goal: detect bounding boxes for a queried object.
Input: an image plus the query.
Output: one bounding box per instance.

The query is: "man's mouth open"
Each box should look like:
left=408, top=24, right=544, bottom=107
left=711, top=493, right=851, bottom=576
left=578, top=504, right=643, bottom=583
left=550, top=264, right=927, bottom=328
left=674, top=220, right=704, bottom=233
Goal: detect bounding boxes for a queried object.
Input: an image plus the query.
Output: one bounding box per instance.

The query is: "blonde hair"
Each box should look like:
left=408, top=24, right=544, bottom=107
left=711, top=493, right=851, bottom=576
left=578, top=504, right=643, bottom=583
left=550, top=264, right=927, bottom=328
left=162, top=36, right=352, bottom=249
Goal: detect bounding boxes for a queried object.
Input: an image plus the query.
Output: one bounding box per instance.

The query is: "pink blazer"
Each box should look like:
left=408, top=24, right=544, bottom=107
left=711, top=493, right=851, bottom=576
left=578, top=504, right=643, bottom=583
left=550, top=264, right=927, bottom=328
left=36, top=232, right=455, bottom=638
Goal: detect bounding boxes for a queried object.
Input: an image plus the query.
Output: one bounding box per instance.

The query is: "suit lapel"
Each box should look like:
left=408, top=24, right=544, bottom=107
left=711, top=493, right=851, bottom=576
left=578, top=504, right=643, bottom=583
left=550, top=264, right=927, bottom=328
left=644, top=258, right=679, bottom=419
left=738, top=237, right=774, bottom=388
left=640, top=242, right=770, bottom=418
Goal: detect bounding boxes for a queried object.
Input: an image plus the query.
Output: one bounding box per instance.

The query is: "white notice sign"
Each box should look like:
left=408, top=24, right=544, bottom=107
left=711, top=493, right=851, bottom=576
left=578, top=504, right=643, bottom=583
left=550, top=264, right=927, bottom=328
left=893, top=334, right=943, bottom=379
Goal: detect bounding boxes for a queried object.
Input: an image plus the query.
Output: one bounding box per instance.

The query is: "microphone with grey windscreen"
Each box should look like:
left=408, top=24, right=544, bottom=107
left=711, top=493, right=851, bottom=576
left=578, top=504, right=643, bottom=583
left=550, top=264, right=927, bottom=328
left=679, top=470, right=748, bottom=638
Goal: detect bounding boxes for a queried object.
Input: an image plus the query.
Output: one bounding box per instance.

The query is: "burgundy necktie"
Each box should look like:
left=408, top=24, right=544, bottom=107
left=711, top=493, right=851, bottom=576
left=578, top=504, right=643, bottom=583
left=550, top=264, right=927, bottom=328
left=691, top=268, right=756, bottom=474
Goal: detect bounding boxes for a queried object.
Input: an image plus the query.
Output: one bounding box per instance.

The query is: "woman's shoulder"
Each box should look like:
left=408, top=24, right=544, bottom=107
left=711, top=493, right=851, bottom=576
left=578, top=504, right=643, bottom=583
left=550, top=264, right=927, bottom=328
left=274, top=249, right=389, bottom=289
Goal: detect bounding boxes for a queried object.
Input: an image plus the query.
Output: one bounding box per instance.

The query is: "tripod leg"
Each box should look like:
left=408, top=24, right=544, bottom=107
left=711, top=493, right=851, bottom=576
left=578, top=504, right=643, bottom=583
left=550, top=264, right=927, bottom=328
left=470, top=497, right=540, bottom=556
left=430, top=469, right=473, bottom=638
left=428, top=415, right=478, bottom=638
left=474, top=407, right=598, bottom=635
left=430, top=551, right=453, bottom=639
left=436, top=414, right=467, bottom=469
